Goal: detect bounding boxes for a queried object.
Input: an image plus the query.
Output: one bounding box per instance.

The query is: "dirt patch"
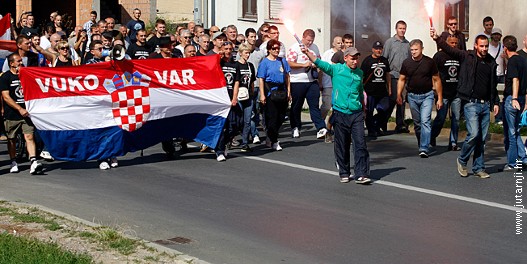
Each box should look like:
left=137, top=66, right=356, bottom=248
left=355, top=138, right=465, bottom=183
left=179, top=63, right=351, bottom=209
left=0, top=201, right=202, bottom=264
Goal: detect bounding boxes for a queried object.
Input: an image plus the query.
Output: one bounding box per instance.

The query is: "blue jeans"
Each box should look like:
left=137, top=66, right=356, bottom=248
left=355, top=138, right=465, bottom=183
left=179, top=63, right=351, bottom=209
left=431, top=97, right=461, bottom=147
left=290, top=82, right=326, bottom=130
left=240, top=99, right=253, bottom=145
left=458, top=101, right=490, bottom=173
left=407, top=91, right=434, bottom=153
left=503, top=96, right=527, bottom=167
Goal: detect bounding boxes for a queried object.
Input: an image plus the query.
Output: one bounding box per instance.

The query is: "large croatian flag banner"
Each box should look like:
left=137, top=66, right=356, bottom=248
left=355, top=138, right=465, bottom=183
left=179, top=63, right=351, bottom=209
left=20, top=55, right=231, bottom=161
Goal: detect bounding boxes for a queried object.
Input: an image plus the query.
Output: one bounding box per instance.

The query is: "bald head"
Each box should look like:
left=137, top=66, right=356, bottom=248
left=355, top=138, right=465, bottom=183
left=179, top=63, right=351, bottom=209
left=332, top=36, right=343, bottom=50
left=209, top=26, right=220, bottom=37
left=50, top=33, right=61, bottom=50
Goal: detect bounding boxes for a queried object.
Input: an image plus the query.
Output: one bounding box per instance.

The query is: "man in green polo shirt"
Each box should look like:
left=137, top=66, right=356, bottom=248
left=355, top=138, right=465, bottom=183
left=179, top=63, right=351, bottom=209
left=302, top=46, right=372, bottom=185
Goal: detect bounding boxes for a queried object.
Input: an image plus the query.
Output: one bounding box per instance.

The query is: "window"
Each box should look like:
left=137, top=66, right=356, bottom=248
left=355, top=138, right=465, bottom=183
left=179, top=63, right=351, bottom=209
left=444, top=0, right=469, bottom=34
left=268, top=0, right=282, bottom=21
left=242, top=0, right=257, bottom=19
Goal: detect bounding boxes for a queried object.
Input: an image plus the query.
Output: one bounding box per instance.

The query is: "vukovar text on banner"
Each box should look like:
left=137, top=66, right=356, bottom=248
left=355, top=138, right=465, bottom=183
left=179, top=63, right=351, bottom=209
left=19, top=55, right=231, bottom=161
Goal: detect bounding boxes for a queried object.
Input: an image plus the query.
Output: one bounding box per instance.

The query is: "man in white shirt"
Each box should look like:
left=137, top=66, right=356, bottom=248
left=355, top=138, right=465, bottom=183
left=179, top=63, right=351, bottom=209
left=488, top=27, right=505, bottom=83
left=287, top=29, right=327, bottom=139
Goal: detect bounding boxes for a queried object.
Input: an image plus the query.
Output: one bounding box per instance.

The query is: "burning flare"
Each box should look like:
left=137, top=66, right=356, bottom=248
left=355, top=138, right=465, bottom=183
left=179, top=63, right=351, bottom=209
left=283, top=18, right=302, bottom=45
left=424, top=0, right=435, bottom=28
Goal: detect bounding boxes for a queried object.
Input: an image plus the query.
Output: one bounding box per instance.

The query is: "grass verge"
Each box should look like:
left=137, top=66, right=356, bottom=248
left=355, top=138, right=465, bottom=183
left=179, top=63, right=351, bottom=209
left=0, top=232, right=92, bottom=264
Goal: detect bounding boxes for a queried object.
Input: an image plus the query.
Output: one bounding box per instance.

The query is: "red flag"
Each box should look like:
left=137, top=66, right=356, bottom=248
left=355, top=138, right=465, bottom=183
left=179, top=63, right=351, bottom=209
left=0, top=13, right=12, bottom=40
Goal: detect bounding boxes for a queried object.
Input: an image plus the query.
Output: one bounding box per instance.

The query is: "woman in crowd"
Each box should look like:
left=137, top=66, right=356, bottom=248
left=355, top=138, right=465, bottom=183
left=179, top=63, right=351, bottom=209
left=53, top=41, right=77, bottom=66
left=234, top=43, right=256, bottom=152
left=257, top=39, right=291, bottom=151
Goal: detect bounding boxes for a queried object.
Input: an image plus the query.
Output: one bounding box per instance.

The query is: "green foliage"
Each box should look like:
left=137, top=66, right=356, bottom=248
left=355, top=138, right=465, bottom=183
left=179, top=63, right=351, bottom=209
left=146, top=16, right=188, bottom=35
left=10, top=210, right=63, bottom=232
left=0, top=232, right=92, bottom=264
left=96, top=228, right=137, bottom=255
left=78, top=231, right=97, bottom=239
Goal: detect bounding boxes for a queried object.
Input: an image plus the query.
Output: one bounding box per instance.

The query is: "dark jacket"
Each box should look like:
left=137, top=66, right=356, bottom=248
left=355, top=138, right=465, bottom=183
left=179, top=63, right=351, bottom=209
left=439, top=31, right=467, bottom=51
left=436, top=38, right=500, bottom=107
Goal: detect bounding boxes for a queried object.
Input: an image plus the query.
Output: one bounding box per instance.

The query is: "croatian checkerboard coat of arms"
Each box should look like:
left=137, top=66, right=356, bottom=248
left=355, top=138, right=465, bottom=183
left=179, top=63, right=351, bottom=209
left=103, top=71, right=152, bottom=132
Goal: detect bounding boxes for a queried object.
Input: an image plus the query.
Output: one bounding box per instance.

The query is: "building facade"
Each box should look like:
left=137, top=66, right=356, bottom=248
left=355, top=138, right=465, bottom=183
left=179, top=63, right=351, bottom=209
left=210, top=0, right=527, bottom=57
left=1, top=0, right=157, bottom=31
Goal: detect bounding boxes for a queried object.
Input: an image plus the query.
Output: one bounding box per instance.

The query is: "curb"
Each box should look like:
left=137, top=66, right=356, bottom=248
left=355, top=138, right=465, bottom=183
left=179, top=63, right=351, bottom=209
left=1, top=199, right=211, bottom=264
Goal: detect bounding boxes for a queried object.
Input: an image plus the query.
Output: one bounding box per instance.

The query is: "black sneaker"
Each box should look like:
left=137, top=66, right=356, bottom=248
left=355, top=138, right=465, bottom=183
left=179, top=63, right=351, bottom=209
left=419, top=151, right=429, bottom=158
left=241, top=145, right=252, bottom=152
left=396, top=127, right=410, bottom=133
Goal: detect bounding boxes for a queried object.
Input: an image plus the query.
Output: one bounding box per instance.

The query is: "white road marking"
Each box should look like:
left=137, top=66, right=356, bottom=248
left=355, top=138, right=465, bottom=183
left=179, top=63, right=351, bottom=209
left=240, top=155, right=527, bottom=214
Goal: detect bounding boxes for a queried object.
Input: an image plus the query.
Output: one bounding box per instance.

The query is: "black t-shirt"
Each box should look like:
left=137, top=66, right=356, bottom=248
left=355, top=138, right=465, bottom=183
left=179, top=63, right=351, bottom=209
left=221, top=59, right=237, bottom=99
left=0, top=71, right=25, bottom=120
left=22, top=51, right=40, bottom=67
left=146, top=36, right=162, bottom=53
left=504, top=55, right=527, bottom=97
left=472, top=56, right=493, bottom=100
left=20, top=26, right=39, bottom=37
left=207, top=49, right=219, bottom=56
left=360, top=55, right=390, bottom=97
left=518, top=49, right=527, bottom=60
left=126, top=43, right=151, bottom=59
left=400, top=56, right=438, bottom=94
left=148, top=52, right=176, bottom=59
left=236, top=61, right=256, bottom=98
left=54, top=58, right=73, bottom=67
left=433, top=51, right=460, bottom=99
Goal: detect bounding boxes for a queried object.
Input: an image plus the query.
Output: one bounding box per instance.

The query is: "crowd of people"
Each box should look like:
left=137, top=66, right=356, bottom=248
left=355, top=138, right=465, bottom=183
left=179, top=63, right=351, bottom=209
left=1, top=10, right=527, bottom=183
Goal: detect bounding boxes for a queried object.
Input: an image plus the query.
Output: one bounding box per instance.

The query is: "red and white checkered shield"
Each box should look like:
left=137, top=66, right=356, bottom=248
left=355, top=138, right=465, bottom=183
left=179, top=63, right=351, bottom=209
left=111, top=86, right=151, bottom=132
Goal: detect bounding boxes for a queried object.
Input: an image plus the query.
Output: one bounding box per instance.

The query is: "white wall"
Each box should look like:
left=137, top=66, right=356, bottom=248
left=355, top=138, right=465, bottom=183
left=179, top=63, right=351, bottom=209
left=390, top=0, right=440, bottom=57
left=213, top=0, right=331, bottom=53
left=468, top=0, right=527, bottom=46
left=157, top=0, right=194, bottom=22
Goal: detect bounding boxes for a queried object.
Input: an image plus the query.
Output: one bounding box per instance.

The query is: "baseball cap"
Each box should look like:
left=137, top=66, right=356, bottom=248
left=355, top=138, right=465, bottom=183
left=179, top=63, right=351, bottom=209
left=212, top=31, right=226, bottom=40
left=372, top=41, right=383, bottom=49
left=491, top=27, right=502, bottom=36
left=343, top=47, right=360, bottom=57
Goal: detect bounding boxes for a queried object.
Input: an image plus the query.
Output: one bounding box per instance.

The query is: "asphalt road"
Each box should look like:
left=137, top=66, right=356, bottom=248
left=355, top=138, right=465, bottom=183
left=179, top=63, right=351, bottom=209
left=1, top=124, right=526, bottom=264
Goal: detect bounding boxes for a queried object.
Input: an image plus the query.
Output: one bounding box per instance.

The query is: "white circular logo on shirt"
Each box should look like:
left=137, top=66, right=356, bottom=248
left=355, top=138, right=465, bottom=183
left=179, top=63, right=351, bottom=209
left=374, top=67, right=384, bottom=78
left=448, top=66, right=458, bottom=77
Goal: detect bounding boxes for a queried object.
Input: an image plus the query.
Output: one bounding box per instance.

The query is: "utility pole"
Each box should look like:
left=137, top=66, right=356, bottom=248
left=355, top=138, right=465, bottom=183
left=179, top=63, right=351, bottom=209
left=194, top=0, right=202, bottom=25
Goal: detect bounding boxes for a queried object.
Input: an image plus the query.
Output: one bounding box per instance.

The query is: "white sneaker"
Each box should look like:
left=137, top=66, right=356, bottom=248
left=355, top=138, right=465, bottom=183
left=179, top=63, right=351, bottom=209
left=272, top=141, right=283, bottom=151
left=317, top=128, right=328, bottom=139
left=216, top=154, right=226, bottom=162
left=39, top=151, right=54, bottom=161
left=99, top=161, right=111, bottom=170
left=253, top=135, right=261, bottom=144
left=30, top=160, right=43, bottom=175
left=230, top=139, right=240, bottom=147
left=110, top=157, right=118, bottom=168
left=292, top=127, right=300, bottom=138
left=10, top=161, right=19, bottom=173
